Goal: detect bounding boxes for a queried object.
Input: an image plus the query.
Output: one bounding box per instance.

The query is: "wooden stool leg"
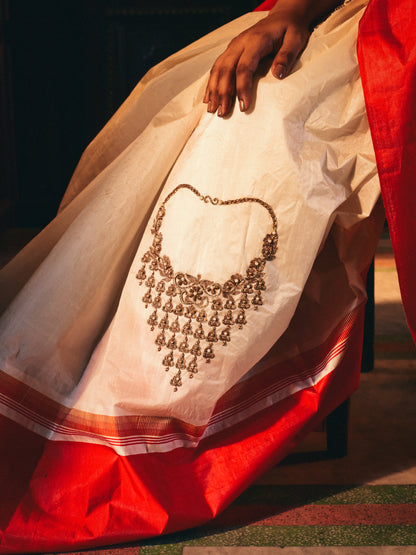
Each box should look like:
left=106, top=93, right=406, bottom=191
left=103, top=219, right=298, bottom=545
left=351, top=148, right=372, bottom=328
left=361, top=258, right=375, bottom=373
left=326, top=399, right=350, bottom=458
left=325, top=258, right=375, bottom=458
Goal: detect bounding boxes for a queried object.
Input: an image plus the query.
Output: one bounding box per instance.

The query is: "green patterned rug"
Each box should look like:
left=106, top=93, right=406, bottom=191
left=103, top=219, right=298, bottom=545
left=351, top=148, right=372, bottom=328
left=136, top=485, right=416, bottom=553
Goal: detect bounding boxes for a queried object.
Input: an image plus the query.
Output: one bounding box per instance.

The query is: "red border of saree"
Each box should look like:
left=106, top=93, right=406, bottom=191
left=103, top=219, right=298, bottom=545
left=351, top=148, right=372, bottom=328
left=0, top=310, right=356, bottom=456
left=357, top=0, right=416, bottom=342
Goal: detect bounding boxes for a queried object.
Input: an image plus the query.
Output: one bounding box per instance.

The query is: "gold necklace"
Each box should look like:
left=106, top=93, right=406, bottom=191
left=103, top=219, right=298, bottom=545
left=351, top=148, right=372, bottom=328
left=136, top=184, right=278, bottom=391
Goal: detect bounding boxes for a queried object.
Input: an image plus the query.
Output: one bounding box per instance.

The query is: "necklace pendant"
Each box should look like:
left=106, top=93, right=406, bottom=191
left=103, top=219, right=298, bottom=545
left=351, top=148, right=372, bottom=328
left=231, top=274, right=243, bottom=288
left=149, top=259, right=158, bottom=271
left=162, top=350, right=175, bottom=368
left=142, top=289, right=152, bottom=308
left=175, top=353, right=186, bottom=370
left=208, top=311, right=220, bottom=327
left=142, top=251, right=151, bottom=264
left=187, top=284, right=205, bottom=304
left=252, top=291, right=263, bottom=309
left=238, top=294, right=250, bottom=310
left=203, top=343, right=215, bottom=362
left=188, top=356, right=198, bottom=375
left=147, top=310, right=158, bottom=330
left=175, top=273, right=189, bottom=288
left=236, top=310, right=247, bottom=329
left=159, top=314, right=169, bottom=329
left=222, top=310, right=234, bottom=326
left=196, top=310, right=207, bottom=323
left=156, top=281, right=166, bottom=293
left=151, top=242, right=162, bottom=255
left=136, top=265, right=146, bottom=283
left=174, top=303, right=184, bottom=316
left=155, top=331, right=166, bottom=351
left=211, top=299, right=223, bottom=311
left=207, top=328, right=218, bottom=343
left=182, top=320, right=193, bottom=336
left=179, top=337, right=189, bottom=353
left=152, top=294, right=162, bottom=309
left=242, top=282, right=253, bottom=294
left=166, top=284, right=177, bottom=297
left=194, top=323, right=205, bottom=340
left=184, top=306, right=197, bottom=320
left=190, top=340, right=201, bottom=357
left=170, top=370, right=182, bottom=391
left=170, top=316, right=180, bottom=334
left=262, top=231, right=278, bottom=259
left=163, top=298, right=174, bottom=313
left=224, top=297, right=236, bottom=310
left=219, top=327, right=231, bottom=345
left=166, top=334, right=177, bottom=350
left=255, top=278, right=266, bottom=291
left=145, top=272, right=155, bottom=288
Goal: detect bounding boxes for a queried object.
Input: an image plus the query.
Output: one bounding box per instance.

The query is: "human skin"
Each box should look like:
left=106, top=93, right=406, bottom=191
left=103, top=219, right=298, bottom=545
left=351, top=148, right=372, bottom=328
left=204, top=0, right=343, bottom=116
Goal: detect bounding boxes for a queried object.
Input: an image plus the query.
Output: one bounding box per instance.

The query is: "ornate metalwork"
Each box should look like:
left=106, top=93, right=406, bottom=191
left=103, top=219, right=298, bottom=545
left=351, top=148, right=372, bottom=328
left=136, top=184, right=278, bottom=391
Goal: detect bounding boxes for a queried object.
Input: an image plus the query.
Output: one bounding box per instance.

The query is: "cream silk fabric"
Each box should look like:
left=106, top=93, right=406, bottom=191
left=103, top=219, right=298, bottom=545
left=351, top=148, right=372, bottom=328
left=0, top=0, right=382, bottom=450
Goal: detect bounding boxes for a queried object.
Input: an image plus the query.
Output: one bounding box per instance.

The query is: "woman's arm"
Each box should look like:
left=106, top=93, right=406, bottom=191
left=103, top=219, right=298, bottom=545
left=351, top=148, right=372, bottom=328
left=204, top=0, right=343, bottom=116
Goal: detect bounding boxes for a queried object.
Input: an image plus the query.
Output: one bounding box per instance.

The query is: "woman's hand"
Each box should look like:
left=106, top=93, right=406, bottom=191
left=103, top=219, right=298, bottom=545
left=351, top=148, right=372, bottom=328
left=204, top=0, right=342, bottom=117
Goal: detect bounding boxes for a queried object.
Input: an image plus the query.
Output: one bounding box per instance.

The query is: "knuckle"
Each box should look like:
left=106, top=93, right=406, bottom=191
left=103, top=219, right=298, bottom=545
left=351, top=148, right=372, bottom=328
left=209, top=60, right=222, bottom=75
left=278, top=49, right=295, bottom=64
left=236, top=62, right=255, bottom=77
left=228, top=34, right=245, bottom=47
left=218, top=83, right=235, bottom=98
left=217, top=65, right=235, bottom=79
left=208, top=89, right=219, bottom=102
left=211, top=59, right=236, bottom=80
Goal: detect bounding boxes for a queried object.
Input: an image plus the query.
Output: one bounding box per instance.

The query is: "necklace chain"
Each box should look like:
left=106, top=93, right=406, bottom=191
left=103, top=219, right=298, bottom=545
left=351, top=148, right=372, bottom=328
left=163, top=184, right=278, bottom=233
left=136, top=184, right=278, bottom=391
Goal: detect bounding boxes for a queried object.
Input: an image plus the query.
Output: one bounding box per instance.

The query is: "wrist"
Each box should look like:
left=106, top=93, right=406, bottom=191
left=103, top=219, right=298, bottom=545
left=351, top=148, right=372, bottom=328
left=269, top=0, right=343, bottom=29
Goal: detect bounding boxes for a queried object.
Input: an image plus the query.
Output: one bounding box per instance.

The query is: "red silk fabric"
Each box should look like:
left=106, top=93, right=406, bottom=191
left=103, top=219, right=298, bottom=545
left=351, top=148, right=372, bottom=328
left=255, top=0, right=277, bottom=9
left=357, top=0, right=416, bottom=342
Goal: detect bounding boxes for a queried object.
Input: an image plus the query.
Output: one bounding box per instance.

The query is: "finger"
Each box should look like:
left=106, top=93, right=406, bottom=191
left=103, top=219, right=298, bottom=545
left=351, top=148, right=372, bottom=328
left=204, top=61, right=224, bottom=107
left=271, top=26, right=309, bottom=79
left=204, top=69, right=220, bottom=113
left=235, top=61, right=256, bottom=112
left=211, top=63, right=237, bottom=116
left=235, top=34, right=277, bottom=111
left=205, top=49, right=241, bottom=116
left=215, top=67, right=236, bottom=116
left=203, top=85, right=209, bottom=104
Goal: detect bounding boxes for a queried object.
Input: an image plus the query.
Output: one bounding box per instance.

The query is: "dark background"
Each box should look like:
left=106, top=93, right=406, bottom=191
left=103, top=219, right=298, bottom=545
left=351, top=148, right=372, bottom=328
left=0, top=0, right=258, bottom=228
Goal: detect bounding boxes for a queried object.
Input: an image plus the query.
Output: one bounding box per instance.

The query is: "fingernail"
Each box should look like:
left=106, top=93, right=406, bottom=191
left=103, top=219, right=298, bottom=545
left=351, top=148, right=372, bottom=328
left=239, top=99, right=245, bottom=112
left=275, top=64, right=286, bottom=79
left=208, top=101, right=213, bottom=113
left=218, top=105, right=223, bottom=117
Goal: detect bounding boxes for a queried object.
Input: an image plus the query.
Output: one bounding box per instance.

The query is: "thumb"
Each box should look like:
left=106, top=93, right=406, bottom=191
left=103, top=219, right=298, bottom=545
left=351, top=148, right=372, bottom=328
left=271, top=27, right=310, bottom=79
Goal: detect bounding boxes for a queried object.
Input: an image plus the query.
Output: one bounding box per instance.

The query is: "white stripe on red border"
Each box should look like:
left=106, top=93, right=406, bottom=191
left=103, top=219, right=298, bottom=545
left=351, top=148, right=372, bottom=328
left=0, top=331, right=349, bottom=456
